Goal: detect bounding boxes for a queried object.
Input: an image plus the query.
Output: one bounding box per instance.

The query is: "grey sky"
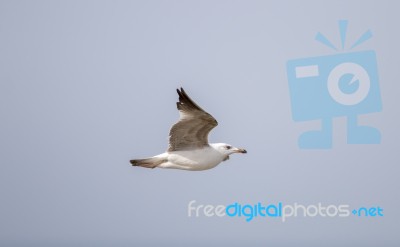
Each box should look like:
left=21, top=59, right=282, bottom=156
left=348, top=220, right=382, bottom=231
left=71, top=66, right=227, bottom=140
left=0, top=0, right=399, bottom=246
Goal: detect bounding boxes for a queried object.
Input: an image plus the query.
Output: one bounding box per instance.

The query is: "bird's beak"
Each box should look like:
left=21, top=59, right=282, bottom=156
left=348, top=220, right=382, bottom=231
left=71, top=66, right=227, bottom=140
left=234, top=148, right=247, bottom=154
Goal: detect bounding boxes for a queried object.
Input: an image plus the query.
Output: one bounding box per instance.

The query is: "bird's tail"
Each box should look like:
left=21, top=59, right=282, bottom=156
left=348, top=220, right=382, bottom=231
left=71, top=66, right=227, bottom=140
left=130, top=156, right=166, bottom=169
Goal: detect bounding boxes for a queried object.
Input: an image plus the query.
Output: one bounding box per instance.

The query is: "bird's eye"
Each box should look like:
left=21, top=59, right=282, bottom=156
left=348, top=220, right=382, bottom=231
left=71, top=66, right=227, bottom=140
left=226, top=145, right=232, bottom=149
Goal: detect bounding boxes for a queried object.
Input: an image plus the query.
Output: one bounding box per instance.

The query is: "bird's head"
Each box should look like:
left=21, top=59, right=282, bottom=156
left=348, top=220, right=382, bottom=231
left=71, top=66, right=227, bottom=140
left=211, top=143, right=247, bottom=156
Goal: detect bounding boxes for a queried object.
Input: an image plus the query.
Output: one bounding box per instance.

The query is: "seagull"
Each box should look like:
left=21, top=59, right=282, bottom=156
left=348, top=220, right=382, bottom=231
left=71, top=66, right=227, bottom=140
left=130, top=87, right=247, bottom=171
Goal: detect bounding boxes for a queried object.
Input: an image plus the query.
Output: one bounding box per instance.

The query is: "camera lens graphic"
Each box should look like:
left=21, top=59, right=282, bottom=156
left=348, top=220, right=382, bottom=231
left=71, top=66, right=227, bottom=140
left=327, top=62, right=371, bottom=105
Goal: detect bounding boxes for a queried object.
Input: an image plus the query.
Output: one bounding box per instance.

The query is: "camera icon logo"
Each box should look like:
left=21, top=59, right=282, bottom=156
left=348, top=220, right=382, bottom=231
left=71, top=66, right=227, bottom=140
left=286, top=20, right=382, bottom=149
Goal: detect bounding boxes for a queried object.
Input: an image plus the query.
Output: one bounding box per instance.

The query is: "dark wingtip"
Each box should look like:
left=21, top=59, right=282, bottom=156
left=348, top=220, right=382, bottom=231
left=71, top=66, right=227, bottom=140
left=130, top=160, right=137, bottom=166
left=176, top=87, right=183, bottom=99
left=174, top=87, right=204, bottom=112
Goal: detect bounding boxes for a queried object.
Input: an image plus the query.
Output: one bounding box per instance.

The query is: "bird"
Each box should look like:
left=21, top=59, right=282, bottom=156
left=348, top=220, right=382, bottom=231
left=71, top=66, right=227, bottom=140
left=130, top=87, right=247, bottom=171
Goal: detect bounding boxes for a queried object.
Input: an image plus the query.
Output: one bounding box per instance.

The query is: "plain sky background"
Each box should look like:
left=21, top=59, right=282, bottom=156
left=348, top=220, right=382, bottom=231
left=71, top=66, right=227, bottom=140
left=1, top=0, right=399, bottom=246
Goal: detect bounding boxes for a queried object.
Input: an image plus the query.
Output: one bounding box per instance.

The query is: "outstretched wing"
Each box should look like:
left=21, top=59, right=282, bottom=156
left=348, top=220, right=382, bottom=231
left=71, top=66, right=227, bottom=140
left=168, top=88, right=218, bottom=152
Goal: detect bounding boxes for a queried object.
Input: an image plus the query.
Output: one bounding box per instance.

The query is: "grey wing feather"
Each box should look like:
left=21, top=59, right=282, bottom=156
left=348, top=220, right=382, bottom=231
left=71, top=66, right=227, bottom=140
left=168, top=88, right=218, bottom=152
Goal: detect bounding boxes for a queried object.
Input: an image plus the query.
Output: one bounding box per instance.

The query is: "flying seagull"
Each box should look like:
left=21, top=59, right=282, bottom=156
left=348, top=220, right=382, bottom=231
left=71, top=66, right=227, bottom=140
left=130, top=88, right=247, bottom=171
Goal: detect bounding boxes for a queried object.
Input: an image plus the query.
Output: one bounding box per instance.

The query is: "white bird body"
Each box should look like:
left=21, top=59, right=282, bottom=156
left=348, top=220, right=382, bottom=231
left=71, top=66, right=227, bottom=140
left=158, top=144, right=226, bottom=171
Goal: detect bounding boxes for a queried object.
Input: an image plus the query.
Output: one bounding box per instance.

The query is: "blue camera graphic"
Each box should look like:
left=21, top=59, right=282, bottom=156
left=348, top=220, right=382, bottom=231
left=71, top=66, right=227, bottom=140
left=286, top=21, right=382, bottom=149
